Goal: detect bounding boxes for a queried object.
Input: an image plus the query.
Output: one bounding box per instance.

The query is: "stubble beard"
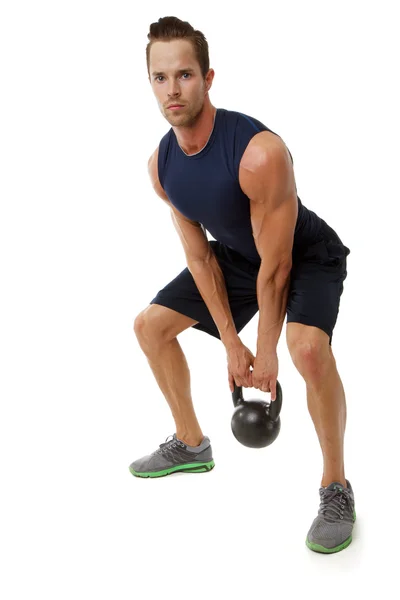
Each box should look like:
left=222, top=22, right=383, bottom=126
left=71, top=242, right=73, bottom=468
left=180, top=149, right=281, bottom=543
left=163, top=99, right=204, bottom=128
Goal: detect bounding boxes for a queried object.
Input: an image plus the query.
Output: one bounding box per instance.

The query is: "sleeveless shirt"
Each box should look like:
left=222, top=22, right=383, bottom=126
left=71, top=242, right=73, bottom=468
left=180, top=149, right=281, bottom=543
left=157, top=108, right=323, bottom=266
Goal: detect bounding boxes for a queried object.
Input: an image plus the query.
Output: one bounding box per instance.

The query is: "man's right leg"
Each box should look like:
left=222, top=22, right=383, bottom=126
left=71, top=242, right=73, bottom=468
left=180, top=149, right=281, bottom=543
left=133, top=303, right=204, bottom=447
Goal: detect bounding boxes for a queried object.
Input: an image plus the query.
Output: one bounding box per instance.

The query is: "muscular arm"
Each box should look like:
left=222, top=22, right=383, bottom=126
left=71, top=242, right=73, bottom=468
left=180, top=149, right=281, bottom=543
left=239, top=132, right=298, bottom=354
left=148, top=147, right=240, bottom=347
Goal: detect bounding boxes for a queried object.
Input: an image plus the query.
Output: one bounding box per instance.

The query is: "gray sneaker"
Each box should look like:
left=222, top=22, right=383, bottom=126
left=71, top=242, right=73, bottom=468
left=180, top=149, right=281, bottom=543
left=129, top=433, right=215, bottom=478
left=306, top=479, right=356, bottom=553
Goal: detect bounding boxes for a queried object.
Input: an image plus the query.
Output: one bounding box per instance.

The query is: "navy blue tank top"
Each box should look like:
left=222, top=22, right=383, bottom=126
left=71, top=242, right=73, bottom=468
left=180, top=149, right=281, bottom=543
left=158, top=108, right=323, bottom=265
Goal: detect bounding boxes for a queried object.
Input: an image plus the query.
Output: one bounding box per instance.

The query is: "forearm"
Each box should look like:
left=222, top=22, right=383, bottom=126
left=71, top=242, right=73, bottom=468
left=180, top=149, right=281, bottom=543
left=256, top=266, right=291, bottom=354
left=188, top=253, right=239, bottom=348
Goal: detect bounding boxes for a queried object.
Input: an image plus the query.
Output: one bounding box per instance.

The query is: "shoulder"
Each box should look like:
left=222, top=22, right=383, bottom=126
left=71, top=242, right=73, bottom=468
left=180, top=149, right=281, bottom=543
left=221, top=108, right=286, bottom=174
left=240, top=130, right=290, bottom=171
left=222, top=108, right=275, bottom=135
left=238, top=131, right=296, bottom=203
left=147, top=146, right=158, bottom=184
left=148, top=144, right=170, bottom=203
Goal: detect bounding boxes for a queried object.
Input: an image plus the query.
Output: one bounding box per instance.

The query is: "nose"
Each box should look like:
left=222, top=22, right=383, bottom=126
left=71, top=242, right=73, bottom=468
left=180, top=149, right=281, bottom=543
left=167, top=78, right=180, bottom=98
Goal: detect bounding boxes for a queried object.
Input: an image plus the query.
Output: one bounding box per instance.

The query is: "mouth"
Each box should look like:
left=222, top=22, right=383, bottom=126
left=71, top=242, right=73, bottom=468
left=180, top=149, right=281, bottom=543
left=167, top=105, right=185, bottom=110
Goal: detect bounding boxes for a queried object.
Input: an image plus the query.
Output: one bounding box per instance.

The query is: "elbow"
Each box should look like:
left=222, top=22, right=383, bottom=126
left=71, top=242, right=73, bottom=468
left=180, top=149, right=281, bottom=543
left=279, top=260, right=292, bottom=279
left=187, top=248, right=214, bottom=273
left=274, top=267, right=291, bottom=289
left=259, top=260, right=292, bottom=287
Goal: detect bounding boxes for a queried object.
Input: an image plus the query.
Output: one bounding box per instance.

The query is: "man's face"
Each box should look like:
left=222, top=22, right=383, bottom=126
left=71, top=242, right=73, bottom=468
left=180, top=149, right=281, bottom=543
left=149, top=39, right=211, bottom=127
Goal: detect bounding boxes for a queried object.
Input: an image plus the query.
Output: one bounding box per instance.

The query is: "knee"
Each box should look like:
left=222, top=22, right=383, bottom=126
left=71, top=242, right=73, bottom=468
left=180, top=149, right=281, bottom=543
left=134, top=306, right=169, bottom=349
left=133, top=310, right=147, bottom=339
left=287, top=334, right=332, bottom=382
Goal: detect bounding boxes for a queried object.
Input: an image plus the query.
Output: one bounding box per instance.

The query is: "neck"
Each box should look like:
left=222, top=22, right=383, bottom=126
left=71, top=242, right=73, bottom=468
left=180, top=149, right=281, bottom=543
left=172, top=99, right=217, bottom=156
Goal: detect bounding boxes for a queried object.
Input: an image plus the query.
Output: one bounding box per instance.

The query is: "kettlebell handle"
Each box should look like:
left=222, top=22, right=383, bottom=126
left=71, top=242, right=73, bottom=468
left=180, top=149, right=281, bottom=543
left=232, top=380, right=283, bottom=421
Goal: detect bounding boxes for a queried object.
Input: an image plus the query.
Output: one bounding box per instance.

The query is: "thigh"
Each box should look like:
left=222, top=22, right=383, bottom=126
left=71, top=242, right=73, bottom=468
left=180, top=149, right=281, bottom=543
left=286, top=238, right=350, bottom=344
left=150, top=241, right=259, bottom=339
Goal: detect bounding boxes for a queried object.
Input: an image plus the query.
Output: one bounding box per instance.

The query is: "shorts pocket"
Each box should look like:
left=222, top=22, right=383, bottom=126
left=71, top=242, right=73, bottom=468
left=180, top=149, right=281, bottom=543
left=324, top=239, right=350, bottom=266
left=302, top=239, right=350, bottom=267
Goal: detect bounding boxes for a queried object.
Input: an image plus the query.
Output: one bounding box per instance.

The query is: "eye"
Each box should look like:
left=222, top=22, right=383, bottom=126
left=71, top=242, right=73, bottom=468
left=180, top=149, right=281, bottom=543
left=181, top=73, right=191, bottom=79
left=155, top=76, right=164, bottom=82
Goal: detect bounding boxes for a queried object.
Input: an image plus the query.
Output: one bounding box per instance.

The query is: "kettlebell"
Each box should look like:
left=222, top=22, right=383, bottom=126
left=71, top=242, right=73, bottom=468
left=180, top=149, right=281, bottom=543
left=231, top=380, right=283, bottom=448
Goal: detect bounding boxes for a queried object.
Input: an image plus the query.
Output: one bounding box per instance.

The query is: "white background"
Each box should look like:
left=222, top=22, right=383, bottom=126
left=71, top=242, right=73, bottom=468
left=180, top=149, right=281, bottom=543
left=1, top=0, right=399, bottom=598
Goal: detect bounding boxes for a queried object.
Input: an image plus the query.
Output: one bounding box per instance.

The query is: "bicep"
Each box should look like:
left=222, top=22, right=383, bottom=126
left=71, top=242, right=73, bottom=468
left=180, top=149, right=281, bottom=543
left=240, top=138, right=297, bottom=267
left=250, top=198, right=296, bottom=267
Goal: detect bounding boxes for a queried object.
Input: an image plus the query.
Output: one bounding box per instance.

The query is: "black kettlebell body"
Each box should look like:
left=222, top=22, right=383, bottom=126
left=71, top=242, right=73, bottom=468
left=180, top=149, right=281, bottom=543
left=231, top=381, right=283, bottom=448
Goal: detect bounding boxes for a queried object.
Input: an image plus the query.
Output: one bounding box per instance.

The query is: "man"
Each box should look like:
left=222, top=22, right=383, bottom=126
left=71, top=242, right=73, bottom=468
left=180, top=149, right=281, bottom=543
left=130, top=16, right=355, bottom=554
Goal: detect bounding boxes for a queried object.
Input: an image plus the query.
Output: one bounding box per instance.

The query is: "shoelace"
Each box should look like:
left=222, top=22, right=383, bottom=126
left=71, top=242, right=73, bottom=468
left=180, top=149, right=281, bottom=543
left=155, top=434, right=185, bottom=454
left=319, top=486, right=352, bottom=521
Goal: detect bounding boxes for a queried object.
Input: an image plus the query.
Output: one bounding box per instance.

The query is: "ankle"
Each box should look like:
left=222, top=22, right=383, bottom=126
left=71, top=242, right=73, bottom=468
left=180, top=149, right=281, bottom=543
left=176, top=431, right=204, bottom=447
left=321, top=476, right=346, bottom=488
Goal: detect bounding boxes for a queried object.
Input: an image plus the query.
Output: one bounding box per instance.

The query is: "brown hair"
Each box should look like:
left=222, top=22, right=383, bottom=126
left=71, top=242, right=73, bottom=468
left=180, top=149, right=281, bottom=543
left=146, top=16, right=210, bottom=78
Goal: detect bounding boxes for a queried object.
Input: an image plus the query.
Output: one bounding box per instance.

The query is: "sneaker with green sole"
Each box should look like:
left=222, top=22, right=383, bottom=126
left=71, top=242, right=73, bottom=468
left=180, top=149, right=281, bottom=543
left=129, top=433, right=215, bottom=478
left=306, top=479, right=356, bottom=553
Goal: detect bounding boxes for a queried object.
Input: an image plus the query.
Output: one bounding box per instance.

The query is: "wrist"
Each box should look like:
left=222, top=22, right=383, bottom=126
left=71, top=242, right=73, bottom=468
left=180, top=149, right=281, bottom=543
left=256, top=341, right=278, bottom=356
left=256, top=350, right=277, bottom=358
left=221, top=332, right=241, bottom=349
left=257, top=328, right=280, bottom=354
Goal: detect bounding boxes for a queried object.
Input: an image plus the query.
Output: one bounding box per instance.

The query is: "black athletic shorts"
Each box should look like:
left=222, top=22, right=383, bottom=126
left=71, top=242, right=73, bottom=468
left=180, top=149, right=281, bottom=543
left=150, top=224, right=350, bottom=345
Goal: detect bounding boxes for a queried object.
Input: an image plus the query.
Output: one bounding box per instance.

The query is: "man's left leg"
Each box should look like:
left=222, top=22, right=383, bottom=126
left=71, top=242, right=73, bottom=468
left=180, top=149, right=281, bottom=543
left=287, top=323, right=346, bottom=487
left=286, top=323, right=356, bottom=553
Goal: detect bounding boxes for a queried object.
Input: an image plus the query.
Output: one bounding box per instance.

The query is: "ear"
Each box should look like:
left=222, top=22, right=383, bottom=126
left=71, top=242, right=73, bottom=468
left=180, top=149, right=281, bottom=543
left=205, top=68, right=215, bottom=91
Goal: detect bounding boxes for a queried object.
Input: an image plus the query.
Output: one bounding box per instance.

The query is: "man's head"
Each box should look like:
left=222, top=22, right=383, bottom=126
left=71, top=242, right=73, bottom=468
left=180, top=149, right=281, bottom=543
left=146, top=16, right=214, bottom=126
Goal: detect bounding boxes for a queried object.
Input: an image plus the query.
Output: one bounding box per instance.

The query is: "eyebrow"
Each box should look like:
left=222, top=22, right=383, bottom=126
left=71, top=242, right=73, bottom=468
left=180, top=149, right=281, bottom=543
left=151, top=68, right=195, bottom=77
